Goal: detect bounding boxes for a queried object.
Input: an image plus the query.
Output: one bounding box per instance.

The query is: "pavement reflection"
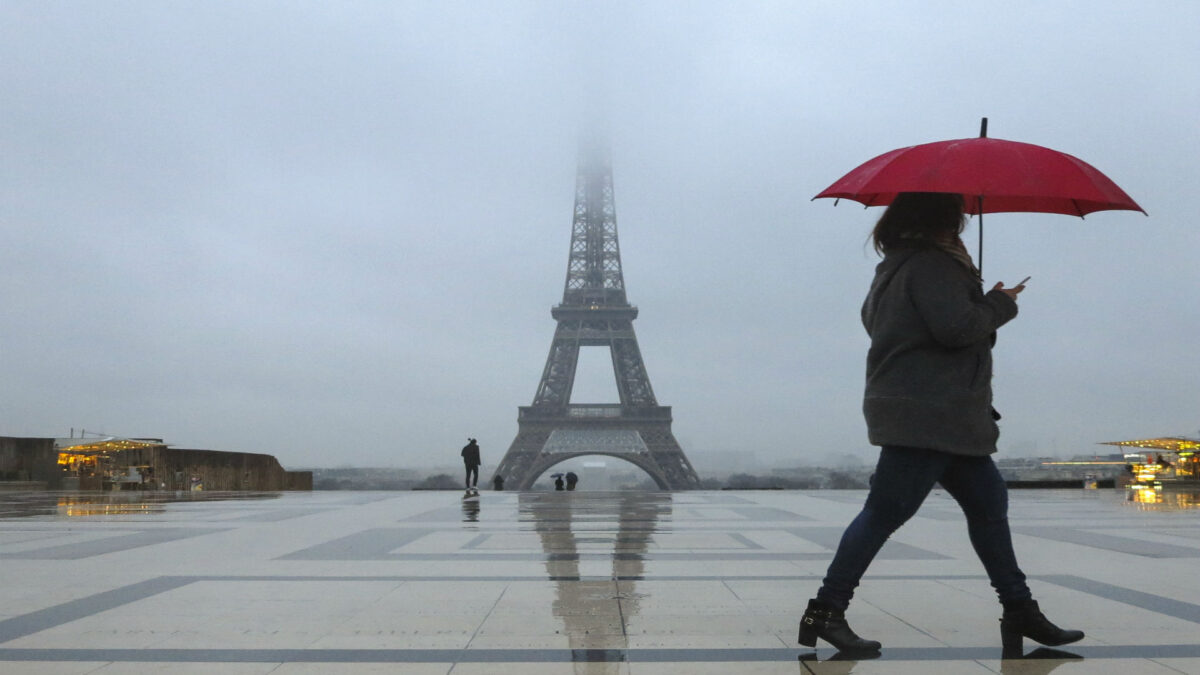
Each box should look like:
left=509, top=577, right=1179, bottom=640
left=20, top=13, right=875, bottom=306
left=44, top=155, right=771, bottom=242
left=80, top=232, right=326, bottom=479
left=0, top=490, right=280, bottom=518
left=999, top=647, right=1084, bottom=674
left=798, top=649, right=879, bottom=673
left=523, top=491, right=671, bottom=674
left=461, top=493, right=481, bottom=523
left=797, top=646, right=1085, bottom=673
left=1124, top=487, right=1200, bottom=510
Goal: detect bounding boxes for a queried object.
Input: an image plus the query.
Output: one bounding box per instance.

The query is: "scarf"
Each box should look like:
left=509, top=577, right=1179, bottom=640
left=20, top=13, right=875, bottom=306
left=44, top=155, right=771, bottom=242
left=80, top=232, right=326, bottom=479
left=937, top=236, right=981, bottom=281
left=896, top=232, right=981, bottom=280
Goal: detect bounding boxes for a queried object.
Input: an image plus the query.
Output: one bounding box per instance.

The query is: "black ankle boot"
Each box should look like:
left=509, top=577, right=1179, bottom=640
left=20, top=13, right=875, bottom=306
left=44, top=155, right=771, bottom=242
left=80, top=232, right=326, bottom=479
left=798, top=599, right=881, bottom=652
left=1000, top=600, right=1084, bottom=651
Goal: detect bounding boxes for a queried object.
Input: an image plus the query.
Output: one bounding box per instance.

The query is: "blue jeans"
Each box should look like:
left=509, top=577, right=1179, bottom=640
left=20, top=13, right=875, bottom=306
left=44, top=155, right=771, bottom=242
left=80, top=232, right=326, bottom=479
left=816, top=445, right=1032, bottom=610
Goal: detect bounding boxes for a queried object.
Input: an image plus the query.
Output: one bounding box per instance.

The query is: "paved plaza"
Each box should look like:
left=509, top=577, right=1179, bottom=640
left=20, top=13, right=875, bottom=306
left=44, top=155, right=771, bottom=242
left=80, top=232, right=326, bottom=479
left=1, top=487, right=1199, bottom=674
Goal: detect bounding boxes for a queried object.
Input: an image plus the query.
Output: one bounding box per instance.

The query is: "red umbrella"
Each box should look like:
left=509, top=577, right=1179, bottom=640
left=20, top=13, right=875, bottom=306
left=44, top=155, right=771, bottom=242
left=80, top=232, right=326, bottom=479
left=814, top=119, right=1145, bottom=273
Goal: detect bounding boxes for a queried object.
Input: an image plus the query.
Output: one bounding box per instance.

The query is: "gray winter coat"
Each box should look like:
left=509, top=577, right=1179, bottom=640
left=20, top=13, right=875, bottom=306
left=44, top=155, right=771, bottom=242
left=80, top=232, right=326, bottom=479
left=861, top=246, right=1018, bottom=455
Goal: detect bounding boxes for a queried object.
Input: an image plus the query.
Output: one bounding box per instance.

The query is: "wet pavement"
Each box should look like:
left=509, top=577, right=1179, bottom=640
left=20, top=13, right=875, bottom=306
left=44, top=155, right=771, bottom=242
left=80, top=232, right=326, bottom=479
left=1, top=488, right=1199, bottom=673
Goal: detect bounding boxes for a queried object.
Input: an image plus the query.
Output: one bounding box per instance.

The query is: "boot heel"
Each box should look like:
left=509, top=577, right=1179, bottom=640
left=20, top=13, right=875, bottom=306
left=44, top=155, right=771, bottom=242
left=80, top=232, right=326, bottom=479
left=1001, top=627, right=1023, bottom=652
left=798, top=617, right=818, bottom=647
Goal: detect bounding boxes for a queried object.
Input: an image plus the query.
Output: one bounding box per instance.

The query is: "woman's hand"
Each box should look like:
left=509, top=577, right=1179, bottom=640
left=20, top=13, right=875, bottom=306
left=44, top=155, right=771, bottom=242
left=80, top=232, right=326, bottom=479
left=991, top=280, right=1026, bottom=300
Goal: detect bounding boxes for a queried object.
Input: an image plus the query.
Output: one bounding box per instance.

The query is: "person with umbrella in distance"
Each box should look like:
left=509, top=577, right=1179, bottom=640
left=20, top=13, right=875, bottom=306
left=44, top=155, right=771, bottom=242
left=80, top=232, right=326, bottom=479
left=797, top=192, right=1084, bottom=655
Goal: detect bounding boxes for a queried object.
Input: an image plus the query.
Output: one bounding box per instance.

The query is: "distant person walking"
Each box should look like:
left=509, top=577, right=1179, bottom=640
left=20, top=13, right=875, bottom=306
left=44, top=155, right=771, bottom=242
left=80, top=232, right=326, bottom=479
left=461, top=438, right=481, bottom=491
left=565, top=471, right=578, bottom=491
left=799, top=193, right=1083, bottom=655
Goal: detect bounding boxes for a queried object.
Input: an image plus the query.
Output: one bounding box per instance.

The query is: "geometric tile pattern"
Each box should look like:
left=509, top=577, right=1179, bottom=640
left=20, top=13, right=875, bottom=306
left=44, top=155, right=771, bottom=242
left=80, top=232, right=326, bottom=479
left=0, top=527, right=228, bottom=560
left=2, top=488, right=1199, bottom=671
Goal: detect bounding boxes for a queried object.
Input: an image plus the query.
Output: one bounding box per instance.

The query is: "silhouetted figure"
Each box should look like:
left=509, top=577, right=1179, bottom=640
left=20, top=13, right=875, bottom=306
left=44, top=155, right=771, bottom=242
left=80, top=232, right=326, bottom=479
left=492, top=474, right=504, bottom=491
left=554, top=476, right=564, bottom=491
left=565, top=472, right=578, bottom=490
left=461, top=438, right=481, bottom=490
left=799, top=192, right=1082, bottom=655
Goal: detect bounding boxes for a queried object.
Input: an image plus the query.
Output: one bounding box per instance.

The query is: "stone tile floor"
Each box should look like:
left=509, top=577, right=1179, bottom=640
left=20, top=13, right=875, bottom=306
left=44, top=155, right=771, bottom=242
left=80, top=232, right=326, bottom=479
left=1, top=487, right=1198, bottom=673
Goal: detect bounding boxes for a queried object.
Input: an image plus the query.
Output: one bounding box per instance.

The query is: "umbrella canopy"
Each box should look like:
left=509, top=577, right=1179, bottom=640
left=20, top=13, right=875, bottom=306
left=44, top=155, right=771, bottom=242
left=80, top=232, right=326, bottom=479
left=814, top=136, right=1145, bottom=218
left=813, top=119, right=1145, bottom=273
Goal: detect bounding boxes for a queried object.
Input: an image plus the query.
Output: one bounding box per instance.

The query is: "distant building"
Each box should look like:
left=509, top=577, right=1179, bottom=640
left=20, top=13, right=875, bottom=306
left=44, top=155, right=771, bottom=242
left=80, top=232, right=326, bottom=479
left=2, top=434, right=310, bottom=491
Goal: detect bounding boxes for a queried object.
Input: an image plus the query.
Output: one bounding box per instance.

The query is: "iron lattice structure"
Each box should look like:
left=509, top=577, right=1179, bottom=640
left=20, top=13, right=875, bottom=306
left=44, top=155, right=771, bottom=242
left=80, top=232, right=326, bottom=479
left=493, top=146, right=700, bottom=490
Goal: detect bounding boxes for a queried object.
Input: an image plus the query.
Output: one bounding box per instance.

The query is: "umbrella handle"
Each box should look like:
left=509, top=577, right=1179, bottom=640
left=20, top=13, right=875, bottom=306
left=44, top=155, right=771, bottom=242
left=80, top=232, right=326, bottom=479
left=977, top=196, right=984, bottom=277
left=977, top=117, right=986, bottom=276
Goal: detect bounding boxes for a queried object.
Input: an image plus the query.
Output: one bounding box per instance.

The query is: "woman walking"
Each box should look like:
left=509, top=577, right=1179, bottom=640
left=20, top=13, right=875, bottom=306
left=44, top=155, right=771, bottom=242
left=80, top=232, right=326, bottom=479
left=799, top=192, right=1083, bottom=654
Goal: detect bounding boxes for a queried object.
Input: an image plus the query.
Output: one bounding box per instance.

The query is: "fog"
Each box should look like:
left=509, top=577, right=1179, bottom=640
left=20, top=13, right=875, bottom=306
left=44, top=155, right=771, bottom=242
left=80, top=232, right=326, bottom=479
left=2, top=2, right=1196, bottom=472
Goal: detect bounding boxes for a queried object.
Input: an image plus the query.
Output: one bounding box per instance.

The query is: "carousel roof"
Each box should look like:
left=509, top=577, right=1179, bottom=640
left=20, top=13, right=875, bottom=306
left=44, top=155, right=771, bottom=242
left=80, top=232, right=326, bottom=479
left=55, top=437, right=167, bottom=453
left=1101, top=437, right=1200, bottom=453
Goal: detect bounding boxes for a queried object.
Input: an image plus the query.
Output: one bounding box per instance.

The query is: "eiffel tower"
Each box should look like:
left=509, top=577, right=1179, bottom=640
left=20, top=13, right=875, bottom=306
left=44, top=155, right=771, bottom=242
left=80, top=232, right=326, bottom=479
left=492, top=145, right=700, bottom=490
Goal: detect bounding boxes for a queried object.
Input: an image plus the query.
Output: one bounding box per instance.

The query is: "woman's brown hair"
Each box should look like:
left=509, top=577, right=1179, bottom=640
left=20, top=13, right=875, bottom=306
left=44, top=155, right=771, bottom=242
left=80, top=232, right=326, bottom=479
left=871, top=192, right=965, bottom=255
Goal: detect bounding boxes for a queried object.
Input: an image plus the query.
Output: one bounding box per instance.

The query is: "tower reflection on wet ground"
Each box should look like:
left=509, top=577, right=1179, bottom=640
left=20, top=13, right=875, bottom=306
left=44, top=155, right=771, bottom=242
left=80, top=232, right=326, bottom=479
left=1, top=488, right=1199, bottom=673
left=524, top=492, right=665, bottom=670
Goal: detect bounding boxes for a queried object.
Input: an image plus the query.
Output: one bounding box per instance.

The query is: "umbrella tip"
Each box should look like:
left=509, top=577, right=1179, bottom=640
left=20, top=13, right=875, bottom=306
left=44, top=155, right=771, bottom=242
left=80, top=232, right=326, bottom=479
left=980, top=117, right=988, bottom=138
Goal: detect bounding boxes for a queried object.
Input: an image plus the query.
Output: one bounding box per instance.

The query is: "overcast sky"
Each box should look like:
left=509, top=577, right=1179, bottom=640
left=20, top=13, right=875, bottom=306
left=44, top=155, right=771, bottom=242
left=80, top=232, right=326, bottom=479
left=2, top=1, right=1196, bottom=472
